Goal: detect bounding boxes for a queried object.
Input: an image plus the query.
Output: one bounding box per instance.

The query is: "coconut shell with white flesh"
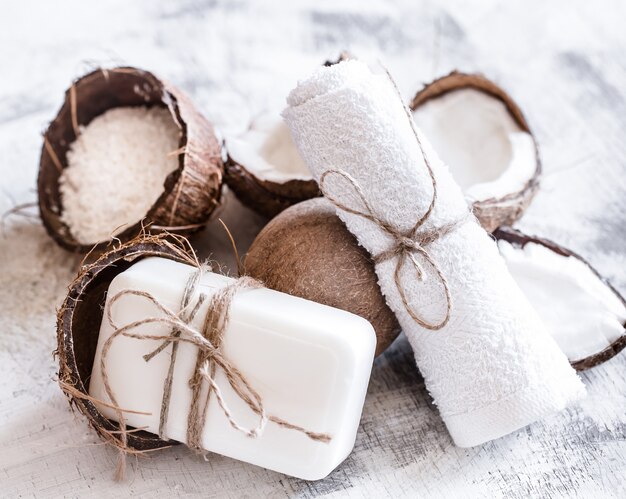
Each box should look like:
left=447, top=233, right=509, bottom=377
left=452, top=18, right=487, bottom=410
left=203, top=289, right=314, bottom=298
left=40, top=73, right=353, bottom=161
left=224, top=118, right=320, bottom=218
left=244, top=197, right=401, bottom=356
left=56, top=234, right=198, bottom=453
left=411, top=71, right=541, bottom=232
left=224, top=54, right=352, bottom=218
left=38, top=67, right=223, bottom=252
left=495, top=227, right=626, bottom=370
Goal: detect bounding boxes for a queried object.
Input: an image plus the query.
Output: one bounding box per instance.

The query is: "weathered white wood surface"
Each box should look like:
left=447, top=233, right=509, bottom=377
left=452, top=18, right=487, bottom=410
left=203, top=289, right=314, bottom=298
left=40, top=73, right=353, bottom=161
left=1, top=1, right=625, bottom=497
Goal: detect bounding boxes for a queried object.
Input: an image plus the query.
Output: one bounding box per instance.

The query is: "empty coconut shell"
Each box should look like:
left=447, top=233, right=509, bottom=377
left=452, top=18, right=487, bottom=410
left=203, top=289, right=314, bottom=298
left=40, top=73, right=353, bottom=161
left=39, top=67, right=223, bottom=252
left=56, top=234, right=200, bottom=452
left=244, top=197, right=401, bottom=356
left=496, top=227, right=626, bottom=370
left=411, top=71, right=541, bottom=232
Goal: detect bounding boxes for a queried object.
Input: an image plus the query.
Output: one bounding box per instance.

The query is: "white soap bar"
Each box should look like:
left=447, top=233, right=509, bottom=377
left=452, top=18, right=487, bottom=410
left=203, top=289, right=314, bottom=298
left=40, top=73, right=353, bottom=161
left=88, top=257, right=376, bottom=480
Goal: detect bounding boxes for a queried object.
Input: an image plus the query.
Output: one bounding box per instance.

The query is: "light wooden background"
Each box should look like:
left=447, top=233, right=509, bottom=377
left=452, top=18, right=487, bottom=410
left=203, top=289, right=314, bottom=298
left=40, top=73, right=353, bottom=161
left=1, top=1, right=625, bottom=497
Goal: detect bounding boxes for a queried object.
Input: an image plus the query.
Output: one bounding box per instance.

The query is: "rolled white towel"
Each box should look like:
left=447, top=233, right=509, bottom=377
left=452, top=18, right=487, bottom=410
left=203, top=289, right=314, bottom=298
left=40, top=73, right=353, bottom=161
left=282, top=60, right=585, bottom=447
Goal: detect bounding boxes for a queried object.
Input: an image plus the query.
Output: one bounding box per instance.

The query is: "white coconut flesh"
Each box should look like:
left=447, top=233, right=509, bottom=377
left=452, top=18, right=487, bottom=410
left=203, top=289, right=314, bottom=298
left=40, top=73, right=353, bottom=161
left=498, top=240, right=626, bottom=363
left=413, top=89, right=537, bottom=202
left=226, top=114, right=311, bottom=183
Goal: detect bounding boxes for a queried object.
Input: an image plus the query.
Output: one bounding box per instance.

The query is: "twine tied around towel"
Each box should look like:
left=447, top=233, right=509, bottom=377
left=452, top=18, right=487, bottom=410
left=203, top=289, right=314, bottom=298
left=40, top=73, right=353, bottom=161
left=318, top=69, right=468, bottom=331
left=99, top=264, right=332, bottom=478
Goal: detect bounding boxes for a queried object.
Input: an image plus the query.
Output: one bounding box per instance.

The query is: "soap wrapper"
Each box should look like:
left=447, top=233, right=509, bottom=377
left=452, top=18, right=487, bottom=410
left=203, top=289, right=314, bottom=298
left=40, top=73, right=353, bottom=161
left=283, top=60, right=585, bottom=447
left=88, top=256, right=376, bottom=480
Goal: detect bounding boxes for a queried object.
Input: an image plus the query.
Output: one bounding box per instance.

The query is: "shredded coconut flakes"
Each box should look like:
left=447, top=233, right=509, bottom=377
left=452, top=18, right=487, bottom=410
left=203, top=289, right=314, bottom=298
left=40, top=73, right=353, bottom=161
left=59, top=106, right=180, bottom=244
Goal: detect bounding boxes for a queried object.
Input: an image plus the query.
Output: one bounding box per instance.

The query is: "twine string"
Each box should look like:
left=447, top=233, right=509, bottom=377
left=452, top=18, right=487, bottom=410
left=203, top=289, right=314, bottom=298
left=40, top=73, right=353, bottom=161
left=142, top=268, right=205, bottom=439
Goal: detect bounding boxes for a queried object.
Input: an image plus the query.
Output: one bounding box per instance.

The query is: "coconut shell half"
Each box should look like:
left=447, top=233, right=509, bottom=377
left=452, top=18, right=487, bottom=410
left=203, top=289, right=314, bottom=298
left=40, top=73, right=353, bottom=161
left=56, top=234, right=199, bottom=452
left=224, top=54, right=353, bottom=219
left=411, top=71, right=541, bottom=232
left=39, top=67, right=223, bottom=252
left=495, top=227, right=626, bottom=370
left=224, top=157, right=320, bottom=218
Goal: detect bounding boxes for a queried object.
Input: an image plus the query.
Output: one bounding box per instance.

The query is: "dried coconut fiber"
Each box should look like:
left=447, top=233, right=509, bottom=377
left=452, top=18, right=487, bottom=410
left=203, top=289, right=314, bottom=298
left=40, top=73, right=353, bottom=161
left=283, top=60, right=586, bottom=447
left=59, top=106, right=180, bottom=245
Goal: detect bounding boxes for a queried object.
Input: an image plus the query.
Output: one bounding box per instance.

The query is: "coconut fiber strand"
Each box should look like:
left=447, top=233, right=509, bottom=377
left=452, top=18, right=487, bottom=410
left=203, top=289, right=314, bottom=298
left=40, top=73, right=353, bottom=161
left=282, top=60, right=585, bottom=447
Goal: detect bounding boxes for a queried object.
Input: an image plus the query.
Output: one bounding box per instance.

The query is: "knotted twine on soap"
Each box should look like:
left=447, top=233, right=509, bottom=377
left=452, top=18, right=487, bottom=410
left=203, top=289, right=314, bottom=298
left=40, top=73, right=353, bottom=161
left=99, top=263, right=331, bottom=480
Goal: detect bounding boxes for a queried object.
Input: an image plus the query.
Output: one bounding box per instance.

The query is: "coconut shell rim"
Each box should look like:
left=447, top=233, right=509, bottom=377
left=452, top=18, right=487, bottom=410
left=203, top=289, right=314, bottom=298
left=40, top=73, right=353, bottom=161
left=56, top=234, right=199, bottom=452
left=495, top=226, right=626, bottom=370
left=38, top=66, right=223, bottom=253
left=410, top=71, right=542, bottom=232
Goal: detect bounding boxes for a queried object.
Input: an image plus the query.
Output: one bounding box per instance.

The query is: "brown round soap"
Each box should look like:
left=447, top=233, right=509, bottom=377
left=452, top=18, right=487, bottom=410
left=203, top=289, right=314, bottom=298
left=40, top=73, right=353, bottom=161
left=244, top=197, right=400, bottom=356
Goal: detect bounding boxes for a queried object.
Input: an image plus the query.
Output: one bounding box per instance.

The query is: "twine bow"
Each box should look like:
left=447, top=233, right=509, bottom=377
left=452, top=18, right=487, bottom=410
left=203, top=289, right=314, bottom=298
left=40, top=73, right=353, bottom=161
left=319, top=169, right=462, bottom=331
left=318, top=69, right=468, bottom=331
left=99, top=266, right=331, bottom=468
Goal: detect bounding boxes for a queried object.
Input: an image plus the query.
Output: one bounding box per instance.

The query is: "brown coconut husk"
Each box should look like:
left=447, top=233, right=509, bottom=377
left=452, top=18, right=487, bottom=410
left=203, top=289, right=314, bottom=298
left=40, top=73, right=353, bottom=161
left=495, top=227, right=626, bottom=370
left=223, top=53, right=352, bottom=219
left=244, top=198, right=401, bottom=356
left=56, top=233, right=199, bottom=453
left=410, top=71, right=541, bottom=232
left=38, top=67, right=223, bottom=252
